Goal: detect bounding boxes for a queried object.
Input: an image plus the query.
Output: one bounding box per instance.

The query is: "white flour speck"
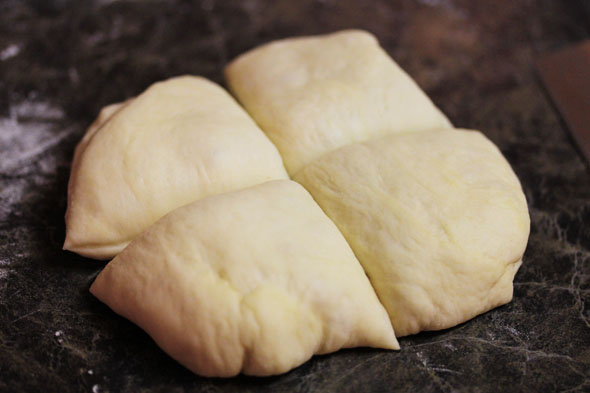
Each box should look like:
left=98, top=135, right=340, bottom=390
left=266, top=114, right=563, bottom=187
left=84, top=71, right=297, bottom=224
left=55, top=330, right=64, bottom=343
left=92, top=384, right=100, bottom=393
left=505, top=326, right=521, bottom=337
left=444, top=342, right=457, bottom=351
left=87, top=369, right=94, bottom=375
left=0, top=44, right=21, bottom=61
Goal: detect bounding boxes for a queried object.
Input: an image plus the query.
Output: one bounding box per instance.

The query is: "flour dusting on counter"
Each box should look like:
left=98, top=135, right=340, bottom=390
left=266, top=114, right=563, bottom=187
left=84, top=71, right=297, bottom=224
left=0, top=99, right=70, bottom=174
left=0, top=258, right=12, bottom=280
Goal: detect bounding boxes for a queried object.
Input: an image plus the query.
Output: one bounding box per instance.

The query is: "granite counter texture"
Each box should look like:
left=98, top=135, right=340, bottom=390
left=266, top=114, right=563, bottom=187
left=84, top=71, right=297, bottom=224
left=1, top=0, right=589, bottom=392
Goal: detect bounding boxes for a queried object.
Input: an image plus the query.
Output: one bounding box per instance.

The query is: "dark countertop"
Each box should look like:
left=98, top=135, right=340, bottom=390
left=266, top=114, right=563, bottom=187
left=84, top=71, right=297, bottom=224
left=1, top=1, right=589, bottom=392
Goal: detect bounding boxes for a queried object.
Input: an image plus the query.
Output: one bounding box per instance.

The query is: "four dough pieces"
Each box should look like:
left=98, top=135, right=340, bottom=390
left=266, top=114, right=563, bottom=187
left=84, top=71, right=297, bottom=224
left=64, top=76, right=287, bottom=259
left=90, top=180, right=398, bottom=377
left=76, top=30, right=530, bottom=377
left=294, top=129, right=530, bottom=336
left=226, top=29, right=451, bottom=174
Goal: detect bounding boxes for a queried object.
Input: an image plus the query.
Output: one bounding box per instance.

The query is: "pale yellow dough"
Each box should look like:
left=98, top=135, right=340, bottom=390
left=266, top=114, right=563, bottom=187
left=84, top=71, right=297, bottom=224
left=90, top=180, right=398, bottom=377
left=294, top=129, right=530, bottom=336
left=225, top=29, right=451, bottom=174
left=64, top=76, right=288, bottom=259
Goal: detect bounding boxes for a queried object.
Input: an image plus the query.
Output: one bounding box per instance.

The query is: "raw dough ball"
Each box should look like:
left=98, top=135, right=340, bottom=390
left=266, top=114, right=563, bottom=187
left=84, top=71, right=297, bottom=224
left=225, top=29, right=451, bottom=174
left=294, top=129, right=530, bottom=336
left=64, top=76, right=288, bottom=259
left=90, top=180, right=398, bottom=377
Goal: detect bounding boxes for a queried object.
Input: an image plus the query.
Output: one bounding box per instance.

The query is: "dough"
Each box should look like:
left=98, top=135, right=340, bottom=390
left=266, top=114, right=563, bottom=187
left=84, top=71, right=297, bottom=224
left=225, top=29, right=451, bottom=174
left=294, top=129, right=530, bottom=336
left=90, top=180, right=398, bottom=377
left=64, top=76, right=288, bottom=259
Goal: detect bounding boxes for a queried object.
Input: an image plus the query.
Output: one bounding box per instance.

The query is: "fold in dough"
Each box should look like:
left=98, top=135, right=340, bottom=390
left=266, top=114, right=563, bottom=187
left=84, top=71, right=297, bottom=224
left=225, top=29, right=451, bottom=174
left=64, top=76, right=288, bottom=259
left=90, top=180, right=398, bottom=377
left=294, top=129, right=530, bottom=336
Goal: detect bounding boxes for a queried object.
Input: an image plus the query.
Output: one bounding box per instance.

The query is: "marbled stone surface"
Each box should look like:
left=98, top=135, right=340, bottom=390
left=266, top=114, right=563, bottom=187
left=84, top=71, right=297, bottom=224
left=1, top=0, right=589, bottom=392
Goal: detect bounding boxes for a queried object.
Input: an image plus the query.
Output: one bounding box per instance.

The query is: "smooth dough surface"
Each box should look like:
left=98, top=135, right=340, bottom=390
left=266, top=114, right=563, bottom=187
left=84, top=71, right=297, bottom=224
left=64, top=76, right=288, bottom=259
left=225, top=29, right=451, bottom=174
left=90, top=180, right=398, bottom=377
left=294, top=129, right=530, bottom=336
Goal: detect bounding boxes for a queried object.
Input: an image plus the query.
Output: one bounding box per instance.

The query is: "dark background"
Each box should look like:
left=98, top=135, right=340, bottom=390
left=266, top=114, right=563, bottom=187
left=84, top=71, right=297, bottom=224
left=1, top=0, right=589, bottom=392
